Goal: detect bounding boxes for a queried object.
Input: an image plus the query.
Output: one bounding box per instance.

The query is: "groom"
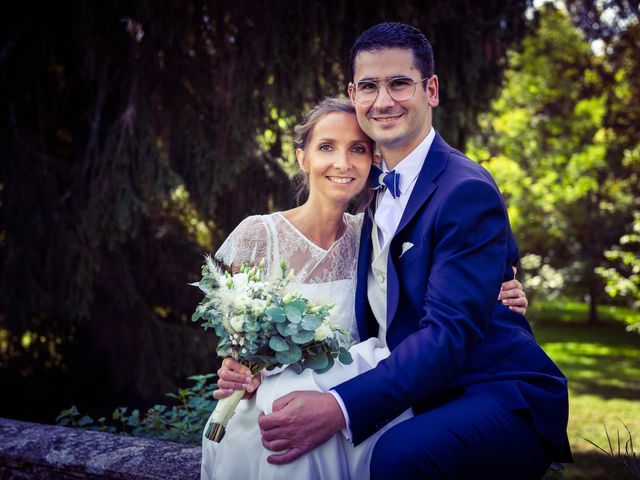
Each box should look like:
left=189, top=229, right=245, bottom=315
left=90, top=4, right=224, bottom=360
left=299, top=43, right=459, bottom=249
left=258, top=23, right=570, bottom=478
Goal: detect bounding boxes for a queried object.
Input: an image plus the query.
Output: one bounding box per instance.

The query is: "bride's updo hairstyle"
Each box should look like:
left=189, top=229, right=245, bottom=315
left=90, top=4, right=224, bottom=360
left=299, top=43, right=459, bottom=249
left=293, top=96, right=373, bottom=210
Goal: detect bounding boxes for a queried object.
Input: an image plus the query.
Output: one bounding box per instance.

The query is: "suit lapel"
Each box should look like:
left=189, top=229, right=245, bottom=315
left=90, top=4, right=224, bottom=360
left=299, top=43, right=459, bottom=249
left=386, top=131, right=450, bottom=327
left=396, top=132, right=449, bottom=236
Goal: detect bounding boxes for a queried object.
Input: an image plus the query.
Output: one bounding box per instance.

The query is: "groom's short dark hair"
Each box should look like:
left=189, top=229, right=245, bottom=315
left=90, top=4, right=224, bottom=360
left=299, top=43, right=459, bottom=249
left=349, top=22, right=434, bottom=88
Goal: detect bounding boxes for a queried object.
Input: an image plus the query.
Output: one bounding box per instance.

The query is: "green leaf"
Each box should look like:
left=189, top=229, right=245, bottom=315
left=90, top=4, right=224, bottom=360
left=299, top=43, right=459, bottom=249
left=244, top=320, right=261, bottom=332
left=266, top=306, right=286, bottom=323
left=245, top=331, right=258, bottom=342
left=78, top=415, right=94, bottom=427
left=276, top=344, right=302, bottom=364
left=303, top=352, right=328, bottom=370
left=285, top=300, right=305, bottom=323
left=338, top=347, right=353, bottom=365
left=314, top=354, right=334, bottom=374
left=277, top=322, right=298, bottom=336
left=216, top=337, right=232, bottom=357
left=291, top=329, right=315, bottom=344
left=300, top=314, right=322, bottom=330
left=269, top=335, right=289, bottom=352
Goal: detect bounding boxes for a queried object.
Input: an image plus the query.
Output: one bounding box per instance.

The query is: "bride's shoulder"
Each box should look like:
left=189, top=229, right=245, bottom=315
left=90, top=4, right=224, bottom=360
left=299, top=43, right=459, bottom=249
left=221, top=215, right=272, bottom=249
left=343, top=212, right=364, bottom=231
left=215, top=215, right=271, bottom=268
left=231, top=214, right=269, bottom=233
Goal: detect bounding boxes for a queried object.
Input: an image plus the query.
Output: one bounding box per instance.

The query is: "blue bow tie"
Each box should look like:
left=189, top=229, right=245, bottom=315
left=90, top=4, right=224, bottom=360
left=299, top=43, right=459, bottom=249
left=369, top=165, right=401, bottom=198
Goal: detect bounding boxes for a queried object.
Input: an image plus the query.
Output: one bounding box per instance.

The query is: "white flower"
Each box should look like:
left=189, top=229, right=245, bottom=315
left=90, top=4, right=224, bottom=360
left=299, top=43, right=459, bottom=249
left=250, top=298, right=267, bottom=315
left=314, top=320, right=333, bottom=342
left=230, top=315, right=245, bottom=332
left=248, top=281, right=268, bottom=296
left=232, top=273, right=249, bottom=291
left=286, top=268, right=296, bottom=281
left=282, top=292, right=294, bottom=303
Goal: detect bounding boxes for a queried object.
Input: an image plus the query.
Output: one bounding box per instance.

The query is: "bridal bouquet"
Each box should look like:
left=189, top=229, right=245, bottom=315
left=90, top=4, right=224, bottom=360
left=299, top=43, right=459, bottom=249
left=191, top=256, right=353, bottom=442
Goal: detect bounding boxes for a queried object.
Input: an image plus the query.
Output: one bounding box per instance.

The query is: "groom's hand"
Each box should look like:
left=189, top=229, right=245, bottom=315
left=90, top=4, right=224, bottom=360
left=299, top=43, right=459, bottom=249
left=258, top=391, right=346, bottom=464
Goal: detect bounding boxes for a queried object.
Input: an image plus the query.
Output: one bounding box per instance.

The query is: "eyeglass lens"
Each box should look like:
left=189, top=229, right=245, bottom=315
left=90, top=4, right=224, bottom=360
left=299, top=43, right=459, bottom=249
left=354, top=78, right=417, bottom=104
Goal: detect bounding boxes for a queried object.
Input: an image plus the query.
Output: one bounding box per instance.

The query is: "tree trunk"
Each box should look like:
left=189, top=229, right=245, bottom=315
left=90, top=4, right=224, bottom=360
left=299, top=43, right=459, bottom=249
left=588, top=281, right=599, bottom=324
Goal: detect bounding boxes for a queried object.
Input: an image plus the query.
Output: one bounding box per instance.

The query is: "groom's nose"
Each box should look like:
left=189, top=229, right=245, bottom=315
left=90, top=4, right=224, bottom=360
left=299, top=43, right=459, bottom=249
left=373, top=84, right=396, bottom=109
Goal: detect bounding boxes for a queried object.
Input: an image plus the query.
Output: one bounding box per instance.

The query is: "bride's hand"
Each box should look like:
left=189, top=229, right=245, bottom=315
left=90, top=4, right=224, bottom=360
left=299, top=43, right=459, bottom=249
left=213, top=357, right=262, bottom=400
left=498, top=267, right=528, bottom=314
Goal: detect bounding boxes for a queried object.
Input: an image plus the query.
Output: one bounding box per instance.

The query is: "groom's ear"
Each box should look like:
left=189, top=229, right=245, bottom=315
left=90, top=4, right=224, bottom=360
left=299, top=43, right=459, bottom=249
left=347, top=83, right=357, bottom=106
left=427, top=75, right=439, bottom=108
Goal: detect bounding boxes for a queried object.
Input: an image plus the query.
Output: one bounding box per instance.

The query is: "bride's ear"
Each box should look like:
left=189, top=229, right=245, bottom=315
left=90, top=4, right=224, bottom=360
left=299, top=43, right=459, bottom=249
left=296, top=148, right=308, bottom=173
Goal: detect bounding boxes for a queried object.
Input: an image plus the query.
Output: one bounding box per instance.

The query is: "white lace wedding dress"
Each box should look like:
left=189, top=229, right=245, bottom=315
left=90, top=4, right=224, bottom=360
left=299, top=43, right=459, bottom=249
left=201, top=212, right=412, bottom=480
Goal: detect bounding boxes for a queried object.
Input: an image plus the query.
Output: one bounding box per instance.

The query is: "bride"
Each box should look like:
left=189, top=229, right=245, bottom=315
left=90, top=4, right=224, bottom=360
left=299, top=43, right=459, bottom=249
left=201, top=97, right=527, bottom=479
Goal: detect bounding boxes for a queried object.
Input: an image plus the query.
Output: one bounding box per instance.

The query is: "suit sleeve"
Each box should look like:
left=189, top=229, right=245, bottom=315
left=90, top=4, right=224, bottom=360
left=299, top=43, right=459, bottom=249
left=333, top=178, right=509, bottom=445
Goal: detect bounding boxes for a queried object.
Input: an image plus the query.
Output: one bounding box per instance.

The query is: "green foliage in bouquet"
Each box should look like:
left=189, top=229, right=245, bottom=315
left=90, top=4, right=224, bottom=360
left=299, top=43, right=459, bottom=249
left=56, top=374, right=217, bottom=445
left=191, top=257, right=352, bottom=373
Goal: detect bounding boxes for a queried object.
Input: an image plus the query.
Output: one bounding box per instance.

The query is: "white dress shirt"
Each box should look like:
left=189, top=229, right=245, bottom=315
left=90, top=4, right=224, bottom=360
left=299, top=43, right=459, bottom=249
left=375, top=127, right=435, bottom=247
left=330, top=127, right=436, bottom=441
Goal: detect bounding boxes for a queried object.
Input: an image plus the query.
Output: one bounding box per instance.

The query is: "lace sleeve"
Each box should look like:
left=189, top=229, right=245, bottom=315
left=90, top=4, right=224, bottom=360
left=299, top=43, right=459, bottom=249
left=345, top=212, right=364, bottom=245
left=214, top=216, right=271, bottom=273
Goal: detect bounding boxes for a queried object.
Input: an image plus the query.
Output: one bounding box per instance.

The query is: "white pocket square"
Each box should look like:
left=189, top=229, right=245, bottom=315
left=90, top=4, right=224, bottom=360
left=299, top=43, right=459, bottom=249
left=399, top=242, right=414, bottom=258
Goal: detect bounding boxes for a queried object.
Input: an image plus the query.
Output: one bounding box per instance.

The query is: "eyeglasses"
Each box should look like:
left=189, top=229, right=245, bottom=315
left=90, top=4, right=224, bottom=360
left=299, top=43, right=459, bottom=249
left=348, top=76, right=430, bottom=105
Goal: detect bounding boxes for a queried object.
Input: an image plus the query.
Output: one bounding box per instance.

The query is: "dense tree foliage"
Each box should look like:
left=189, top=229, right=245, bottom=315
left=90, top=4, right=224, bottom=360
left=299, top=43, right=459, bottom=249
left=597, top=211, right=640, bottom=332
left=0, top=1, right=531, bottom=418
left=468, top=4, right=640, bottom=322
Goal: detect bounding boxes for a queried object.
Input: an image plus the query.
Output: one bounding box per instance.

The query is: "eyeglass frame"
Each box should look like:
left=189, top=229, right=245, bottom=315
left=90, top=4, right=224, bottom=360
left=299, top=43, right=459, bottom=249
left=348, top=75, right=432, bottom=105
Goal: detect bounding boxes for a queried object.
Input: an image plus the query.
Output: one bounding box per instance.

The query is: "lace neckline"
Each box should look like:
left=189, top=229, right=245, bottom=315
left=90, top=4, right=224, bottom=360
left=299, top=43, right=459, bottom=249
left=274, top=212, right=347, bottom=253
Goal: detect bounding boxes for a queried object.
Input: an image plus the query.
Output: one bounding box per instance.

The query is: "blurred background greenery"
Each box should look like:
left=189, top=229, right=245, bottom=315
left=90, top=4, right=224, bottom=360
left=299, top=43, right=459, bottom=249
left=1, top=1, right=638, bottom=478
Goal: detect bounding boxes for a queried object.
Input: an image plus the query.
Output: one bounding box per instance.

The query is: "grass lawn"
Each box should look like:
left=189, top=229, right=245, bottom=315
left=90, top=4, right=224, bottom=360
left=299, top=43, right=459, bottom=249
left=530, top=301, right=640, bottom=480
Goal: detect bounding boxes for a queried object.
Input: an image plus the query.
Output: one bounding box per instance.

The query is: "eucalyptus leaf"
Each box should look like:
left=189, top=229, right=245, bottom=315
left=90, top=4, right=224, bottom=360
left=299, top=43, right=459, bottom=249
left=338, top=347, right=353, bottom=365
left=300, top=314, right=322, bottom=330
left=314, top=354, right=335, bottom=374
left=284, top=323, right=299, bottom=335
left=276, top=344, right=302, bottom=364
left=285, top=300, right=305, bottom=323
left=303, top=352, right=329, bottom=370
left=291, top=330, right=315, bottom=344
left=78, top=415, right=94, bottom=427
left=276, top=323, right=295, bottom=336
left=244, top=320, right=261, bottom=332
left=214, top=324, right=226, bottom=337
left=216, top=337, right=232, bottom=356
left=191, top=307, right=204, bottom=322
left=269, top=335, right=289, bottom=352
left=266, top=306, right=286, bottom=323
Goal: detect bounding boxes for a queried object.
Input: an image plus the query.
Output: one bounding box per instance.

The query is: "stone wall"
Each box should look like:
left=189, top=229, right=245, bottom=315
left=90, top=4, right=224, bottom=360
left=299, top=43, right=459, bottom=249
left=0, top=418, right=200, bottom=479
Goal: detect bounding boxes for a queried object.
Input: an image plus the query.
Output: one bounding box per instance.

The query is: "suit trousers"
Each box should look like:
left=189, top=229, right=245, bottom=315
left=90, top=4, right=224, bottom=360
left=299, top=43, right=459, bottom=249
left=369, top=392, right=553, bottom=480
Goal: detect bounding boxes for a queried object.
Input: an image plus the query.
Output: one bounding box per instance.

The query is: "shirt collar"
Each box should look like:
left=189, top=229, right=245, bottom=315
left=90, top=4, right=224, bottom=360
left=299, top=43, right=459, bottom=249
left=381, top=127, right=435, bottom=195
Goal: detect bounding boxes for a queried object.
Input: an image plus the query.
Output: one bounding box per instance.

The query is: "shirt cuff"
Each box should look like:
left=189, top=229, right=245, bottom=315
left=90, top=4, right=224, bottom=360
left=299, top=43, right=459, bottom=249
left=328, top=389, right=352, bottom=442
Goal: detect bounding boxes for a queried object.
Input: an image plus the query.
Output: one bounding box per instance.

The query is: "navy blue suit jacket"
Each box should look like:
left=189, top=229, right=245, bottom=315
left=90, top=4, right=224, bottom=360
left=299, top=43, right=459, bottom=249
left=333, top=132, right=570, bottom=459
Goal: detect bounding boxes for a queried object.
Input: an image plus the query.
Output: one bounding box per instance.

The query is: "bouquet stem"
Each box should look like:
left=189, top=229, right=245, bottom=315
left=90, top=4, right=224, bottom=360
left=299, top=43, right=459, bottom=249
left=204, top=362, right=264, bottom=442
left=204, top=389, right=244, bottom=441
